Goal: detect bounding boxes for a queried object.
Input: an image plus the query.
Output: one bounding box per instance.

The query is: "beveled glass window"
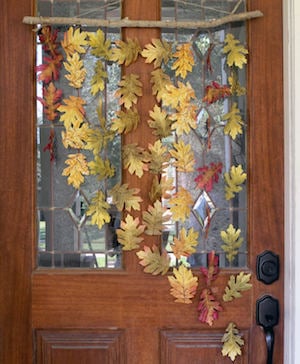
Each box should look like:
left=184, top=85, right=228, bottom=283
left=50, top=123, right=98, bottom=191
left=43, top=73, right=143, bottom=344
left=36, top=0, right=248, bottom=269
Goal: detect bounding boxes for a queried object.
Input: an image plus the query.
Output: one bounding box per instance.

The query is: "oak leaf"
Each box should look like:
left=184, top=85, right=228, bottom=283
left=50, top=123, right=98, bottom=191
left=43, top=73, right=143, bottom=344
left=220, top=224, right=243, bottom=264
left=161, top=81, right=196, bottom=109
left=141, top=38, right=172, bottom=68
left=111, top=38, right=141, bottom=66
left=223, top=272, right=252, bottom=302
left=88, top=29, right=112, bottom=59
left=90, top=60, right=108, bottom=95
left=224, top=165, right=247, bottom=200
left=109, top=183, right=142, bottom=212
left=198, top=288, right=223, bottom=326
left=228, top=72, right=246, bottom=96
left=88, top=156, right=115, bottom=180
left=84, top=128, right=114, bottom=156
left=202, top=81, right=231, bottom=104
left=142, top=200, right=170, bottom=235
left=150, top=69, right=172, bottom=102
left=86, top=190, right=111, bottom=229
left=168, top=265, right=198, bottom=304
left=171, top=43, right=195, bottom=79
left=149, top=175, right=174, bottom=203
left=171, top=227, right=199, bottom=259
left=38, top=26, right=60, bottom=56
left=148, top=104, right=173, bottom=138
left=223, top=33, right=248, bottom=69
left=111, top=108, right=140, bottom=134
left=117, top=214, right=145, bottom=251
left=61, top=27, right=88, bottom=57
left=147, top=140, right=170, bottom=174
left=200, top=251, right=219, bottom=287
left=64, top=52, right=87, bottom=88
left=170, top=103, right=197, bottom=136
left=62, top=153, right=89, bottom=189
left=58, top=96, right=86, bottom=129
left=223, top=102, right=244, bottom=140
left=221, top=322, right=244, bottom=361
left=122, top=143, right=149, bottom=178
left=37, top=82, right=62, bottom=121
left=36, top=54, right=63, bottom=83
left=115, top=74, right=143, bottom=109
left=169, top=187, right=194, bottom=222
left=194, top=162, right=223, bottom=192
left=169, top=140, right=195, bottom=172
left=62, top=123, right=90, bottom=149
left=136, top=245, right=170, bottom=275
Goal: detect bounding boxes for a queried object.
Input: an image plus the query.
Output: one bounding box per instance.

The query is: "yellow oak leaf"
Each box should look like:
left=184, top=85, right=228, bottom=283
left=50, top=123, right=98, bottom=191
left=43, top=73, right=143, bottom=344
left=150, top=69, right=172, bottom=102
left=90, top=60, right=108, bottom=95
left=111, top=38, right=141, bottom=66
left=220, top=224, right=244, bottom=264
left=122, top=143, right=149, bottom=178
left=147, top=140, right=170, bottom=174
left=142, top=200, right=170, bottom=235
left=62, top=153, right=89, bottom=189
left=88, top=29, right=112, bottom=59
left=224, top=165, right=247, bottom=200
left=64, top=52, right=86, bottom=88
left=168, top=265, right=198, bottom=304
left=84, top=128, right=112, bottom=156
left=58, top=95, right=86, bottom=129
left=228, top=72, right=246, bottom=96
left=117, top=214, right=145, bottom=251
left=115, top=74, right=143, bottom=109
left=61, top=27, right=88, bottom=57
left=149, top=175, right=174, bottom=203
left=169, top=140, right=195, bottom=172
left=109, top=183, right=142, bottom=212
left=223, top=33, right=248, bottom=69
left=61, top=122, right=90, bottom=149
left=111, top=108, right=140, bottom=134
left=161, top=81, right=196, bottom=109
left=221, top=322, right=244, bottom=361
left=171, top=227, right=199, bottom=259
left=136, top=245, right=170, bottom=275
left=88, top=156, right=115, bottom=181
left=223, top=102, right=244, bottom=140
left=148, top=104, right=173, bottom=138
left=223, top=272, right=252, bottom=302
left=170, top=103, right=197, bottom=136
left=171, top=43, right=195, bottom=79
left=141, top=38, right=172, bottom=68
left=85, top=190, right=111, bottom=229
left=169, top=187, right=194, bottom=222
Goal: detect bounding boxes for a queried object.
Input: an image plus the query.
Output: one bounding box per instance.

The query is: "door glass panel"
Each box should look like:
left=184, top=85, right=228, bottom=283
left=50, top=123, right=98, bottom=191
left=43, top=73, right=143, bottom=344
left=161, top=0, right=248, bottom=268
left=36, top=0, right=122, bottom=268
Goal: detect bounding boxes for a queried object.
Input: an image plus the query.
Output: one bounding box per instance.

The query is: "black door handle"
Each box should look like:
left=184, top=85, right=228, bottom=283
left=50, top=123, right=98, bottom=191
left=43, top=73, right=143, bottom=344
left=256, top=295, right=279, bottom=364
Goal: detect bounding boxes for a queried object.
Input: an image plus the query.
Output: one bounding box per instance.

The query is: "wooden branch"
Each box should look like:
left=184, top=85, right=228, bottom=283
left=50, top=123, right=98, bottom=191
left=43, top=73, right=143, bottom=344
left=23, top=10, right=263, bottom=29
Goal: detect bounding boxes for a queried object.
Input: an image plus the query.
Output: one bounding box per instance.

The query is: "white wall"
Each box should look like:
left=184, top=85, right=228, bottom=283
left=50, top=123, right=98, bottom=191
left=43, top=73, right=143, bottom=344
left=284, top=0, right=299, bottom=363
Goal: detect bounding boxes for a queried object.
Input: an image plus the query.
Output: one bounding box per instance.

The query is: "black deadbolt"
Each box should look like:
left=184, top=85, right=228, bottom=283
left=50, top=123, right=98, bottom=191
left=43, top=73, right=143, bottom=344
left=256, top=250, right=279, bottom=284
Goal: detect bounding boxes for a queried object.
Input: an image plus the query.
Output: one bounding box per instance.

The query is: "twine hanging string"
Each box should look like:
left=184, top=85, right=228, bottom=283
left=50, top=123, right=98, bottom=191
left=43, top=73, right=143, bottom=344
left=23, top=10, right=263, bottom=30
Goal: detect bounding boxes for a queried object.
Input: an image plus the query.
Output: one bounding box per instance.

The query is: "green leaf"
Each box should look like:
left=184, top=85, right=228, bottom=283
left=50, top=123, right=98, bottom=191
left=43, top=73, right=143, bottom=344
left=223, top=272, right=252, bottom=302
left=224, top=165, right=247, bottom=200
left=109, top=183, right=142, bottom=212
left=136, top=245, right=170, bottom=275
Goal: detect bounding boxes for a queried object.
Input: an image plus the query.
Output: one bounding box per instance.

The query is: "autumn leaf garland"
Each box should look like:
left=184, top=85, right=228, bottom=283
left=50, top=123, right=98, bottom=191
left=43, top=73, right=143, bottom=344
left=37, top=25, right=250, bottom=363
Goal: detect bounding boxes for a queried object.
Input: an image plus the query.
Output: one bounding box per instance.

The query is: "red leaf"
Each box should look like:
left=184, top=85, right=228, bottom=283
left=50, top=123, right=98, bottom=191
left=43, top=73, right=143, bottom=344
left=200, top=251, right=219, bottom=286
left=38, top=26, right=60, bottom=56
left=194, top=162, right=223, bottom=191
left=202, top=81, right=231, bottom=104
left=43, top=128, right=56, bottom=162
left=37, top=82, right=62, bottom=121
left=36, top=54, right=63, bottom=84
left=198, top=288, right=223, bottom=326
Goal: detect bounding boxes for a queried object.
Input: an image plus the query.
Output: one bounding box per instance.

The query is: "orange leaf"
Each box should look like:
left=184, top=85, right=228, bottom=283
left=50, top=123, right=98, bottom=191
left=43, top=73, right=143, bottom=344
left=168, top=265, right=198, bottom=304
left=198, top=288, right=223, bottom=326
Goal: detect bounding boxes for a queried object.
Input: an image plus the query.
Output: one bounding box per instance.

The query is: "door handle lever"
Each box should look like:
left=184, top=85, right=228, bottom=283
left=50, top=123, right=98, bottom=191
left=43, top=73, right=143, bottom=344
left=256, top=295, right=279, bottom=364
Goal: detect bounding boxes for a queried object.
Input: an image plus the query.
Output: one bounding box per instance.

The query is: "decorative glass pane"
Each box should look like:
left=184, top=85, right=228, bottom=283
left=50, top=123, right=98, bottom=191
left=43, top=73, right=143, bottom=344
left=36, top=0, right=122, bottom=268
left=161, top=0, right=248, bottom=268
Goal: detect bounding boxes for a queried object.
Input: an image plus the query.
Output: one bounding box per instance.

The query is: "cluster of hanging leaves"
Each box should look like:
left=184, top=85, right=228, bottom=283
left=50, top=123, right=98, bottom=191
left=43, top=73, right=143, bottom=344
left=37, top=26, right=250, bottom=361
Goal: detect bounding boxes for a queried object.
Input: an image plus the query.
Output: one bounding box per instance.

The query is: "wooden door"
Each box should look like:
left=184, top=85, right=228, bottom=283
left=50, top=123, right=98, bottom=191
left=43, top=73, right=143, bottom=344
left=0, top=0, right=283, bottom=363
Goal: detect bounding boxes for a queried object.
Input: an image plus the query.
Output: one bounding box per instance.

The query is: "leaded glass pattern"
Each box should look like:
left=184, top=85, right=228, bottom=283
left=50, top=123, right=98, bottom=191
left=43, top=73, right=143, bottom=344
left=161, top=0, right=248, bottom=268
left=36, top=0, right=122, bottom=268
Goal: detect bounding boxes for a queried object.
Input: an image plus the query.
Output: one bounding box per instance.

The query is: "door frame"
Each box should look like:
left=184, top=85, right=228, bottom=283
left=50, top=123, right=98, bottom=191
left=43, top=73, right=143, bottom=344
left=284, top=0, right=300, bottom=363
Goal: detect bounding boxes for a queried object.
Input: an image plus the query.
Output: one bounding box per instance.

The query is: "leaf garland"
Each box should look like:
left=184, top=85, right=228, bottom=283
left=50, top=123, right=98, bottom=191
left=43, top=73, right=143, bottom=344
left=37, top=27, right=250, bottom=360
